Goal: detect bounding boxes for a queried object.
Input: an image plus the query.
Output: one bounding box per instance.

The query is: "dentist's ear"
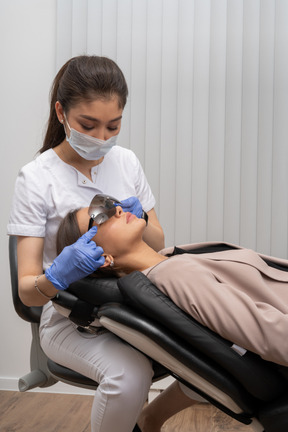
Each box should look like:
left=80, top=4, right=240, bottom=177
left=101, top=254, right=115, bottom=268
left=55, top=101, right=64, bottom=123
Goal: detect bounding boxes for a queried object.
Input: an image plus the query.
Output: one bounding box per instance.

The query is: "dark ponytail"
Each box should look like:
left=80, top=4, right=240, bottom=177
left=40, top=56, right=128, bottom=153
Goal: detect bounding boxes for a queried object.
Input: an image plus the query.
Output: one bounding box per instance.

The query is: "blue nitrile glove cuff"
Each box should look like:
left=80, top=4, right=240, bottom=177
left=45, top=264, right=68, bottom=291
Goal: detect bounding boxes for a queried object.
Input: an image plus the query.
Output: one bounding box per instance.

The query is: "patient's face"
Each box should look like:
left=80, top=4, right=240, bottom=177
left=77, top=206, right=146, bottom=256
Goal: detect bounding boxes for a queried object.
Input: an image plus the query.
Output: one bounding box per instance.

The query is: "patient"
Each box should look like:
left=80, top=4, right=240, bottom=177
left=56, top=203, right=288, bottom=431
left=57, top=204, right=288, bottom=368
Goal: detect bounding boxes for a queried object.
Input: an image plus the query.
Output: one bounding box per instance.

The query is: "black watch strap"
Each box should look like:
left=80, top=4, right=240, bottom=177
left=141, top=210, right=148, bottom=226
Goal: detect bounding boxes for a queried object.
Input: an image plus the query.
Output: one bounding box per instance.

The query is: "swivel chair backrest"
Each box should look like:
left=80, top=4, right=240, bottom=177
left=8, top=234, right=101, bottom=391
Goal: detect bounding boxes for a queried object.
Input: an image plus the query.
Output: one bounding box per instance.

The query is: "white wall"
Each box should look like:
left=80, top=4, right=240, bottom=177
left=55, top=0, right=288, bottom=257
left=0, top=0, right=57, bottom=391
left=1, top=0, right=288, bottom=394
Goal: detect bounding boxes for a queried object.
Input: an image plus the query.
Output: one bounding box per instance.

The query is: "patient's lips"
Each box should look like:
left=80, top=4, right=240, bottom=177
left=126, top=212, right=136, bottom=223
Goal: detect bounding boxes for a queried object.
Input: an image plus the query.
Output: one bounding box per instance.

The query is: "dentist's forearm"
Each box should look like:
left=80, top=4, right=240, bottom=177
left=143, top=210, right=165, bottom=251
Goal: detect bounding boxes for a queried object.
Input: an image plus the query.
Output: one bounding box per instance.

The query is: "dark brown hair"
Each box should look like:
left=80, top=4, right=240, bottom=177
left=40, top=55, right=128, bottom=153
left=56, top=209, right=81, bottom=255
left=56, top=209, right=119, bottom=278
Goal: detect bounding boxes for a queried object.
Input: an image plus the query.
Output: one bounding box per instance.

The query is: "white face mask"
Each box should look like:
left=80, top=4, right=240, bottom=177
left=64, top=116, right=118, bottom=161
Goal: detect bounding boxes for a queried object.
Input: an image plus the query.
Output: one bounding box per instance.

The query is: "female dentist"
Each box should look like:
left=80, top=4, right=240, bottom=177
left=7, top=55, right=164, bottom=432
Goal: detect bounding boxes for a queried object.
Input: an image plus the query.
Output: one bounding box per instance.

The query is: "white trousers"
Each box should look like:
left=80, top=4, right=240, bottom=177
left=40, top=304, right=153, bottom=432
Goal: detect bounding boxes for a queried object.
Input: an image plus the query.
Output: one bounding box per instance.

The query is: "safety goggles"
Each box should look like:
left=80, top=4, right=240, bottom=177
left=88, top=194, right=121, bottom=230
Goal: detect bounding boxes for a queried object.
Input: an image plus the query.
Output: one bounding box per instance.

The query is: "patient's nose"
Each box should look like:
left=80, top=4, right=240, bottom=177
left=115, top=206, right=123, bottom=217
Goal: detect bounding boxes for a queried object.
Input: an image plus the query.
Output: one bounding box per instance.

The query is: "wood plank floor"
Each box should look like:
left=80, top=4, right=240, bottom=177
left=0, top=390, right=255, bottom=432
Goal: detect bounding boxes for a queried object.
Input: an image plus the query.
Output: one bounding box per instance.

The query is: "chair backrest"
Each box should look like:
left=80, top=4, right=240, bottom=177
left=9, top=235, right=42, bottom=323
left=118, top=271, right=288, bottom=402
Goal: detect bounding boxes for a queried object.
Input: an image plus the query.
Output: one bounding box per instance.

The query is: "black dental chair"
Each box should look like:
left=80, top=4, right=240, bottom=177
left=9, top=235, right=288, bottom=431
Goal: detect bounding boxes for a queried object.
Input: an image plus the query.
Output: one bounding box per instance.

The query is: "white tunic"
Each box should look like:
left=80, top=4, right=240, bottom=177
left=7, top=146, right=155, bottom=269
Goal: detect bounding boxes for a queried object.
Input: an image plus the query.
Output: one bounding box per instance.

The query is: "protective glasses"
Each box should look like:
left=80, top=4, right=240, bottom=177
left=88, top=194, right=121, bottom=230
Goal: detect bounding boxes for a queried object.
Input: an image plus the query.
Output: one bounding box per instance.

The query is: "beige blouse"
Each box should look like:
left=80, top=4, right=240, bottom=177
left=142, top=242, right=288, bottom=366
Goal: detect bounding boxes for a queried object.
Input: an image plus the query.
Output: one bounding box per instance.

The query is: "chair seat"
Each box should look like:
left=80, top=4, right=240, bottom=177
left=47, top=357, right=168, bottom=390
left=47, top=359, right=99, bottom=390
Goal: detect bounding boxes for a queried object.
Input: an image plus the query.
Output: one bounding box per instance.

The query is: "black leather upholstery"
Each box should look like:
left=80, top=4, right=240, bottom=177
left=10, top=234, right=288, bottom=431
left=64, top=271, right=288, bottom=430
left=117, top=272, right=287, bottom=402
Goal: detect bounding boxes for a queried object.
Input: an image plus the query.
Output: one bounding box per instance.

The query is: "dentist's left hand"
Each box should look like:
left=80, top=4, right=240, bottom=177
left=119, top=196, right=143, bottom=218
left=45, top=226, right=105, bottom=291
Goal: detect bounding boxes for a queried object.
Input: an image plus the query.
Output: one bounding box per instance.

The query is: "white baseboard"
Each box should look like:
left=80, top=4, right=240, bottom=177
left=0, top=378, right=94, bottom=395
left=0, top=375, right=174, bottom=396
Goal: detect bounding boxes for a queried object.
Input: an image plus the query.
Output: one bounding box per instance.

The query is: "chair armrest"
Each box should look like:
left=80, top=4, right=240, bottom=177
left=53, top=290, right=99, bottom=327
left=67, top=276, right=123, bottom=304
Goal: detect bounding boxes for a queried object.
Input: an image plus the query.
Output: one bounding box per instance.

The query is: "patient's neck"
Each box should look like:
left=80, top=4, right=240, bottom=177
left=116, top=242, right=167, bottom=274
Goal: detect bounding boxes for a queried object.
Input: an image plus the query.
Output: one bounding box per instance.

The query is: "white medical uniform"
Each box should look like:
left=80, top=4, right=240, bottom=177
left=7, top=146, right=155, bottom=432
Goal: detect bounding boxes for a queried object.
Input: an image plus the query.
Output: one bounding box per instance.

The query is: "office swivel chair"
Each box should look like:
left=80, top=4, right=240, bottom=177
left=9, top=235, right=288, bottom=431
left=8, top=235, right=167, bottom=392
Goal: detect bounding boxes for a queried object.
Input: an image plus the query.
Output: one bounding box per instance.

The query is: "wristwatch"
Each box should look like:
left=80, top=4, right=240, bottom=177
left=141, top=210, right=149, bottom=226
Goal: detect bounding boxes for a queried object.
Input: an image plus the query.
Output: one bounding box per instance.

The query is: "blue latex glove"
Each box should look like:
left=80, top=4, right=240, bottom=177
left=119, top=196, right=143, bottom=218
left=45, top=226, right=105, bottom=291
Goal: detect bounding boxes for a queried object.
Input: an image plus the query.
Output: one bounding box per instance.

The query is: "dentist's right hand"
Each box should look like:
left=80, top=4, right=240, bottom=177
left=45, top=226, right=105, bottom=291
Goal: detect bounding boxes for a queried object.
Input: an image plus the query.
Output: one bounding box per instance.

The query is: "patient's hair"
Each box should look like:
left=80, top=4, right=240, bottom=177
left=57, top=209, right=119, bottom=278
left=56, top=209, right=81, bottom=255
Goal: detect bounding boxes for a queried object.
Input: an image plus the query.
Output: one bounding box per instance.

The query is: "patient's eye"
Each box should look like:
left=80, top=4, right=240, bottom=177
left=94, top=214, right=109, bottom=225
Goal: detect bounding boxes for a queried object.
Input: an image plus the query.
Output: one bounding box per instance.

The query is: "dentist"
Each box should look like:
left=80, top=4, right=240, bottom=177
left=7, top=55, right=164, bottom=432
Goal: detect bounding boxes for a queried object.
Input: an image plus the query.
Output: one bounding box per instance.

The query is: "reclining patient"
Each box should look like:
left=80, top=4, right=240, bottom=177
left=56, top=199, right=288, bottom=368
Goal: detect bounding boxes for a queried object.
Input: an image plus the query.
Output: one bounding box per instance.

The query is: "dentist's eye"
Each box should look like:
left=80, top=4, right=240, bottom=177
left=81, top=125, right=94, bottom=131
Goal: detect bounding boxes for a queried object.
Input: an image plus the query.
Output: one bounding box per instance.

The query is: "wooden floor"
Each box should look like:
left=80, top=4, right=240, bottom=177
left=0, top=390, right=255, bottom=432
